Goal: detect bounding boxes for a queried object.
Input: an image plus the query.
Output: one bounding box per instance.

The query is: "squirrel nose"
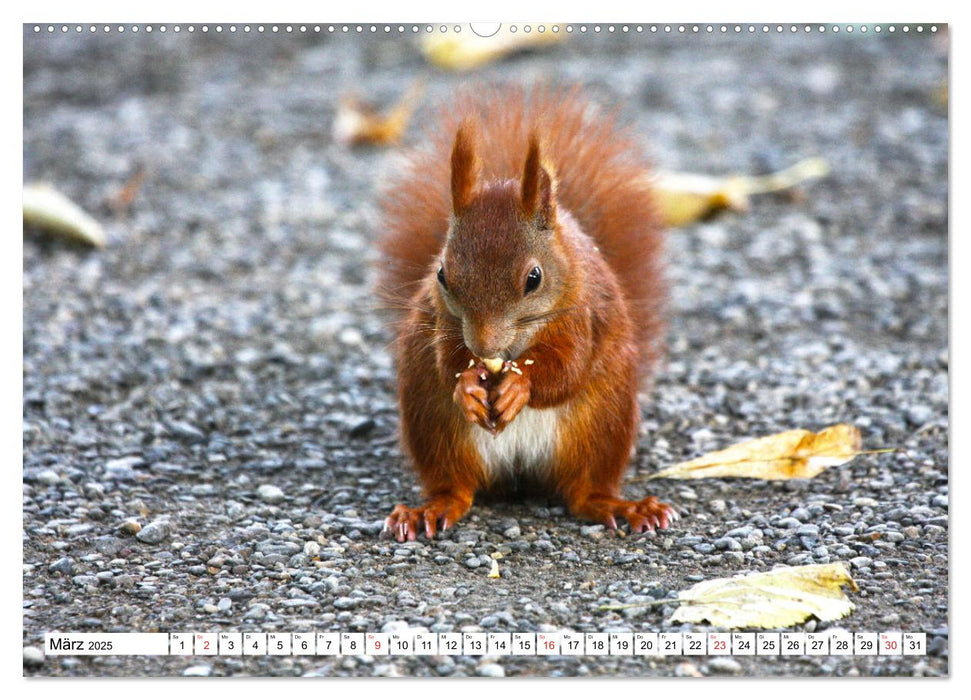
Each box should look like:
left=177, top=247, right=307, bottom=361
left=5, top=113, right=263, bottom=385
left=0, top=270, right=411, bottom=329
left=463, top=320, right=506, bottom=359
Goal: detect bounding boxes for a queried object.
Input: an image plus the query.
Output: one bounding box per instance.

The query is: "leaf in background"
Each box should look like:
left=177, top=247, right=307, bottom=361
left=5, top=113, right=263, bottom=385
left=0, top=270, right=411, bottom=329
left=420, top=26, right=564, bottom=72
left=645, top=424, right=866, bottom=481
left=23, top=183, right=106, bottom=248
left=333, top=83, right=423, bottom=147
left=668, top=563, right=859, bottom=629
left=651, top=157, right=830, bottom=227
left=109, top=164, right=146, bottom=216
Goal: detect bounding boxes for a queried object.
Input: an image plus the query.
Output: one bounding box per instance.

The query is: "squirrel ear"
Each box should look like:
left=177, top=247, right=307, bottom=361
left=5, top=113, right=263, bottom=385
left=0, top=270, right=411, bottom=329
left=450, top=120, right=480, bottom=215
left=520, top=134, right=556, bottom=228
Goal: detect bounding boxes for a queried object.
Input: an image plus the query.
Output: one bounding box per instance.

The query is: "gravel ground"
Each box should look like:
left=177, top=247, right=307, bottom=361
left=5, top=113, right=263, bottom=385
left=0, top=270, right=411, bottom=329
left=23, top=25, right=948, bottom=677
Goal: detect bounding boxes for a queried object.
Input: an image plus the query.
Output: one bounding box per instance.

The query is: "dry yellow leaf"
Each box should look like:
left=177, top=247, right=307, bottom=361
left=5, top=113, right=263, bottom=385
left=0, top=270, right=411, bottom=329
left=646, top=424, right=864, bottom=481
left=333, top=83, right=423, bottom=147
left=651, top=157, right=830, bottom=228
left=420, top=26, right=564, bottom=72
left=488, top=557, right=500, bottom=578
left=669, top=563, right=859, bottom=629
left=23, top=183, right=106, bottom=248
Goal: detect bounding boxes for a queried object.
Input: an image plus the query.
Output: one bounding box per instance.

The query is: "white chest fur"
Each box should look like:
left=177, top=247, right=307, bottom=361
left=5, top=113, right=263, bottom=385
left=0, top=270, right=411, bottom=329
left=471, top=406, right=561, bottom=482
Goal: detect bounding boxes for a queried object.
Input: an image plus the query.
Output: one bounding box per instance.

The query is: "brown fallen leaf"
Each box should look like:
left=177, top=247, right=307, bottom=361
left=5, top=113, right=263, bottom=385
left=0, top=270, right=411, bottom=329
left=333, top=83, right=423, bottom=147
left=420, top=26, right=564, bottom=72
left=110, top=164, right=146, bottom=216
left=650, top=157, right=830, bottom=228
left=23, top=183, right=106, bottom=247
left=600, top=562, right=859, bottom=630
left=644, top=424, right=880, bottom=481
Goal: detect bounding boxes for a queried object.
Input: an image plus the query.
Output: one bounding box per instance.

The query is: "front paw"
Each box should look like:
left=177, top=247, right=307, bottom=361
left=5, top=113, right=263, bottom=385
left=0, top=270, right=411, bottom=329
left=453, top=367, right=494, bottom=432
left=489, top=365, right=531, bottom=433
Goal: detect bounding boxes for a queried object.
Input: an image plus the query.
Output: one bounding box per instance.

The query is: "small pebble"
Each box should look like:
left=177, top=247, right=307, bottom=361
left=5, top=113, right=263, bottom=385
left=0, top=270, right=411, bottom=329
left=105, top=456, right=144, bottom=472
left=790, top=507, right=812, bottom=521
left=183, top=664, right=212, bottom=677
left=48, top=557, right=75, bottom=576
left=726, top=526, right=753, bottom=538
left=905, top=405, right=934, bottom=426
left=36, top=470, right=60, bottom=486
left=244, top=604, right=268, bottom=620
left=477, top=663, right=505, bottom=677
left=707, top=657, right=742, bottom=675
left=23, top=646, right=45, bottom=667
left=119, top=520, right=141, bottom=535
left=257, top=484, right=285, bottom=504
left=136, top=521, right=170, bottom=544
left=581, top=524, right=606, bottom=537
left=348, top=418, right=376, bottom=438
left=168, top=421, right=206, bottom=443
left=675, top=661, right=702, bottom=677
left=94, top=536, right=123, bottom=556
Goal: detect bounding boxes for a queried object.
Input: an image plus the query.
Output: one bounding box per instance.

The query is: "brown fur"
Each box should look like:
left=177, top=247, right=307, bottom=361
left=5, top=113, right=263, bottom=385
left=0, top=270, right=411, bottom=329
left=376, top=87, right=671, bottom=541
left=378, top=86, right=664, bottom=370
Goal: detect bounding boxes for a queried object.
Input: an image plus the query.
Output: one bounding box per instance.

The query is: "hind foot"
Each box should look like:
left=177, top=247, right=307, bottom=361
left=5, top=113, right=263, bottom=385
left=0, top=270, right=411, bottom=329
left=570, top=494, right=677, bottom=533
left=383, top=494, right=472, bottom=542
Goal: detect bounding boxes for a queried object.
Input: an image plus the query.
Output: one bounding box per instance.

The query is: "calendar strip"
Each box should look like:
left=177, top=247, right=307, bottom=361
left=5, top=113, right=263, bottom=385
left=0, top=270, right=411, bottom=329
left=44, top=631, right=927, bottom=657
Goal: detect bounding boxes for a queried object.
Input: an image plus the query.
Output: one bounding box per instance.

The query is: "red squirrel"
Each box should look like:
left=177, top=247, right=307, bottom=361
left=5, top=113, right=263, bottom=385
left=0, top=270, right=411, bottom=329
left=377, top=87, right=675, bottom=542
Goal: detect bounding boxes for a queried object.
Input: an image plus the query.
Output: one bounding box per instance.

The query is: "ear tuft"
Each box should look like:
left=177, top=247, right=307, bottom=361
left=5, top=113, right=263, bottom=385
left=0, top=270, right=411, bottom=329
left=450, top=120, right=480, bottom=214
left=520, top=133, right=556, bottom=228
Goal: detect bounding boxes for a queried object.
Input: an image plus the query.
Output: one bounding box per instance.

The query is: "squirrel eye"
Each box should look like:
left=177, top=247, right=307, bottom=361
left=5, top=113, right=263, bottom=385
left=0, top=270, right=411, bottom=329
left=437, top=266, right=448, bottom=290
left=524, top=266, right=542, bottom=295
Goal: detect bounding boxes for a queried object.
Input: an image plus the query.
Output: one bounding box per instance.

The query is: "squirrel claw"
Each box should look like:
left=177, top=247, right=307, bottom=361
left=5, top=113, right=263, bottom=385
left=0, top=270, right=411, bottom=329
left=575, top=495, right=676, bottom=535
left=453, top=367, right=493, bottom=432
left=627, top=496, right=675, bottom=533
left=386, top=500, right=470, bottom=542
left=489, top=368, right=531, bottom=432
left=386, top=504, right=422, bottom=542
